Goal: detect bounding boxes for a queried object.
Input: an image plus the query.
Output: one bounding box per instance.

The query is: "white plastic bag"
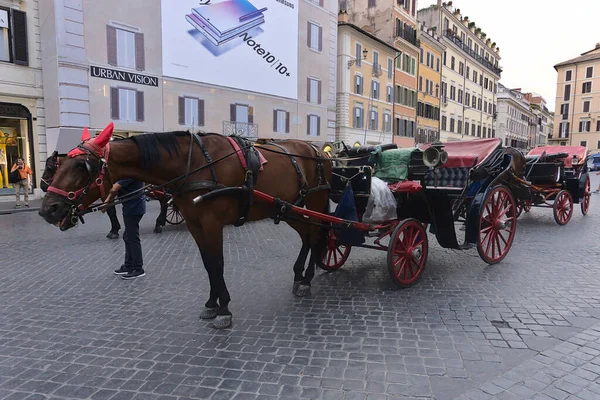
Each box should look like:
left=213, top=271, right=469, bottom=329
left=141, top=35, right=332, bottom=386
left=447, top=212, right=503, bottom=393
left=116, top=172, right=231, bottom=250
left=362, top=177, right=397, bottom=223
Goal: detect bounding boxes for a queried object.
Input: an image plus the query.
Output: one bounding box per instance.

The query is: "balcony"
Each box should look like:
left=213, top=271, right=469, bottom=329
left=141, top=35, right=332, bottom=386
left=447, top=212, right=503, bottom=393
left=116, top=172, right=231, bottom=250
left=372, top=63, right=382, bottom=77
left=223, top=121, right=259, bottom=138
left=395, top=27, right=420, bottom=48
left=443, top=30, right=502, bottom=76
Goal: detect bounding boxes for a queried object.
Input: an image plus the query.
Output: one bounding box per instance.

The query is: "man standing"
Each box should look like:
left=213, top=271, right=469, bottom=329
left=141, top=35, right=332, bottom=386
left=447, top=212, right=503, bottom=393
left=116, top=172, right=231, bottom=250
left=105, top=179, right=146, bottom=279
left=10, top=157, right=32, bottom=208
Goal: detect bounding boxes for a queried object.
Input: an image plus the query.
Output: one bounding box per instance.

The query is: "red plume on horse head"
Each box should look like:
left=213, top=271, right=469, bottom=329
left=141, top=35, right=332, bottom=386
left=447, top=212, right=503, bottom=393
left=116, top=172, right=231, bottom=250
left=92, top=122, right=114, bottom=149
left=68, top=122, right=114, bottom=158
left=81, top=127, right=91, bottom=141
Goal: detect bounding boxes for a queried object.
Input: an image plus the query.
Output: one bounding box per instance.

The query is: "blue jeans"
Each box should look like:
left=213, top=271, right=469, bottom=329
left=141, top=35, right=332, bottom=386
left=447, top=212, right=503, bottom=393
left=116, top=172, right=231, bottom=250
left=123, top=214, right=143, bottom=269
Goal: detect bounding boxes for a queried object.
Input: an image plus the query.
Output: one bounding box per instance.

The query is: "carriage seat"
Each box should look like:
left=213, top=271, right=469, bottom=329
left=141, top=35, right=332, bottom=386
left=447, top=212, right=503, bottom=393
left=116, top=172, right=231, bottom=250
left=424, top=168, right=470, bottom=188
left=525, top=162, right=560, bottom=185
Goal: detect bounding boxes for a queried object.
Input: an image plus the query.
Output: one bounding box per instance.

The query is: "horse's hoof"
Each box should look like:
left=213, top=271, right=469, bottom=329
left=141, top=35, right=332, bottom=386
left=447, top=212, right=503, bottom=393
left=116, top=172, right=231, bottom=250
left=292, top=281, right=301, bottom=295
left=295, top=284, right=311, bottom=297
left=199, top=307, right=218, bottom=320
left=211, top=315, right=232, bottom=329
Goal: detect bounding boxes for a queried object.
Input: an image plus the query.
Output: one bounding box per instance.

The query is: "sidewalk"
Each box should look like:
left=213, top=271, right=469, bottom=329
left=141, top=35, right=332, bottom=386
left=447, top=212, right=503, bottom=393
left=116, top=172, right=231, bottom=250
left=0, top=198, right=43, bottom=215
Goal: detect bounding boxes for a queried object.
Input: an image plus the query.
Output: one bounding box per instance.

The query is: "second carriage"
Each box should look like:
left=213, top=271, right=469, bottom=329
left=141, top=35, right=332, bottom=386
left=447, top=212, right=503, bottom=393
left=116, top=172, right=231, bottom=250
left=314, top=137, right=520, bottom=288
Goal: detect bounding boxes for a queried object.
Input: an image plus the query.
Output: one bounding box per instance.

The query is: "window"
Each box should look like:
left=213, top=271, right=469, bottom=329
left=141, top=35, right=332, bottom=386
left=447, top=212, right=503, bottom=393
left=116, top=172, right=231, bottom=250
left=110, top=87, right=144, bottom=122
left=307, top=114, right=320, bottom=136
left=451, top=56, right=455, bottom=70
left=388, top=58, right=393, bottom=79
left=420, top=47, right=424, bottom=64
left=472, top=95, right=476, bottom=109
left=371, top=80, right=380, bottom=99
left=565, top=70, right=572, bottom=81
left=419, top=76, right=423, bottom=92
left=436, top=57, right=440, bottom=72
left=579, top=120, right=591, bottom=132
left=229, top=103, right=254, bottom=128
left=411, top=57, right=416, bottom=75
left=383, top=112, right=391, bottom=132
left=353, top=105, right=364, bottom=128
left=484, top=77, right=489, bottom=89
left=559, top=122, right=570, bottom=138
left=178, top=97, right=205, bottom=126
left=483, top=127, right=487, bottom=138
left=450, top=85, right=455, bottom=101
left=355, top=75, right=363, bottom=95
left=107, top=26, right=144, bottom=71
left=307, top=77, right=321, bottom=104
left=598, top=121, right=600, bottom=132
left=459, top=62, right=464, bottom=76
left=339, top=0, right=347, bottom=10
left=0, top=8, right=28, bottom=65
left=477, top=124, right=481, bottom=137
left=457, top=120, right=462, bottom=134
left=586, top=66, right=593, bottom=79
left=583, top=101, right=591, bottom=113
left=396, top=52, right=402, bottom=69
left=560, top=103, right=569, bottom=118
left=484, top=100, right=488, bottom=114
left=473, top=70, right=477, bottom=83
left=564, top=84, right=571, bottom=100
left=458, top=89, right=463, bottom=104
left=449, top=118, right=455, bottom=132
left=465, top=92, right=470, bottom=106
left=441, top=116, right=447, bottom=131
left=273, top=109, right=290, bottom=133
left=581, top=141, right=587, bottom=147
left=368, top=0, right=376, bottom=7
left=386, top=85, right=393, bottom=103
left=395, top=84, right=402, bottom=103
left=369, top=108, right=378, bottom=130
left=355, top=43, right=362, bottom=67
left=465, top=122, right=470, bottom=136
left=308, top=22, right=322, bottom=51
left=582, top=82, right=592, bottom=94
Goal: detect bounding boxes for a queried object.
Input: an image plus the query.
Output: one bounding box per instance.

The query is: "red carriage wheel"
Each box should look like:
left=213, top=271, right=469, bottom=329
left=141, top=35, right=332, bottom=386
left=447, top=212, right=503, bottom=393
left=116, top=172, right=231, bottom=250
left=477, top=186, right=517, bottom=265
left=386, top=219, right=428, bottom=288
left=165, top=204, right=185, bottom=225
left=317, top=230, right=351, bottom=271
left=553, top=190, right=573, bottom=226
left=581, top=175, right=591, bottom=215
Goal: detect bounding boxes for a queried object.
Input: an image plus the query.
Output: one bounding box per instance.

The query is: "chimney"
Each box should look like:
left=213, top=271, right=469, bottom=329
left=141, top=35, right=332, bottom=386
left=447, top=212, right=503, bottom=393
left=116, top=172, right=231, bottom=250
left=338, top=10, right=349, bottom=23
left=596, top=42, right=600, bottom=49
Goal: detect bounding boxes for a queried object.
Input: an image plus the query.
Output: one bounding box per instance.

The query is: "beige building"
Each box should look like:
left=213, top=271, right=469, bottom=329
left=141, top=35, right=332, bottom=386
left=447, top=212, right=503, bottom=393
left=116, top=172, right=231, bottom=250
left=552, top=43, right=600, bottom=150
left=523, top=92, right=552, bottom=148
left=0, top=1, right=43, bottom=199
left=496, top=84, right=533, bottom=149
left=336, top=17, right=397, bottom=146
left=418, top=1, right=501, bottom=142
left=40, top=0, right=338, bottom=161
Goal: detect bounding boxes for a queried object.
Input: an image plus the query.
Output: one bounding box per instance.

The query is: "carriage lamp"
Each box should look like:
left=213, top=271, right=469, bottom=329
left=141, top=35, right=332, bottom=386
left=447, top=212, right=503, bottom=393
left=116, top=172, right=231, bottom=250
left=347, top=48, right=369, bottom=68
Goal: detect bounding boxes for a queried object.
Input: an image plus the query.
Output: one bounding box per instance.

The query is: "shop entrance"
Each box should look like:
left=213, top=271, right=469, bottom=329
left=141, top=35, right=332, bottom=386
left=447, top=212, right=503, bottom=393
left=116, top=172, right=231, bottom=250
left=0, top=102, right=35, bottom=196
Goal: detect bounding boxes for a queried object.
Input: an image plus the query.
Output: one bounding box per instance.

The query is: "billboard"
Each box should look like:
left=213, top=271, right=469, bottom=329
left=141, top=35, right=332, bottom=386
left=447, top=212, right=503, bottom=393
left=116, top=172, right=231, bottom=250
left=161, top=0, right=299, bottom=100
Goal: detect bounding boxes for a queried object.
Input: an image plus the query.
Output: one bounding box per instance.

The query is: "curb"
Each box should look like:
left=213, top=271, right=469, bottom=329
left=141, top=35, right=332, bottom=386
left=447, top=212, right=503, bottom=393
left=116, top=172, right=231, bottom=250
left=0, top=207, right=41, bottom=216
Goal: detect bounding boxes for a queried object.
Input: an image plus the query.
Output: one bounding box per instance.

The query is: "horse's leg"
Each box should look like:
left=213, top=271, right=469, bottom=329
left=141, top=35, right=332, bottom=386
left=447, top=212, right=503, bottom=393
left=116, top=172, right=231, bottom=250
left=154, top=199, right=168, bottom=233
left=292, top=239, right=310, bottom=296
left=186, top=217, right=232, bottom=329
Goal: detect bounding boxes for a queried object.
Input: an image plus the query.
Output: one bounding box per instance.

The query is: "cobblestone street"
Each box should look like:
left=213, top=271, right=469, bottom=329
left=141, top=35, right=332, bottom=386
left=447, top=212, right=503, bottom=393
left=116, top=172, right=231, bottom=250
left=1, top=176, right=600, bottom=400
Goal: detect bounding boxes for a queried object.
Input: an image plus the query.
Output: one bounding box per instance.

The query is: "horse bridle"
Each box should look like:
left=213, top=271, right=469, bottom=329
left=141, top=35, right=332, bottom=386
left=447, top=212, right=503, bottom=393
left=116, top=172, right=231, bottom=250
left=46, top=141, right=112, bottom=223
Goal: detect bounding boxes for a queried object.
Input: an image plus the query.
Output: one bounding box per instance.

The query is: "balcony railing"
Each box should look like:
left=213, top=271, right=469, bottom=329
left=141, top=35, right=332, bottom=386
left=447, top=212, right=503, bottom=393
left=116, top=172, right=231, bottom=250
left=443, top=30, right=502, bottom=76
left=223, top=121, right=259, bottom=138
left=372, top=63, right=382, bottom=76
left=395, top=27, right=419, bottom=47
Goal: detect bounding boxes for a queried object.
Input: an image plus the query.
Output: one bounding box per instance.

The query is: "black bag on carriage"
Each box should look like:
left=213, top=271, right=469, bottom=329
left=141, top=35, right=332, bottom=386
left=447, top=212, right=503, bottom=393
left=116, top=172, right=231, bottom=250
left=332, top=183, right=365, bottom=246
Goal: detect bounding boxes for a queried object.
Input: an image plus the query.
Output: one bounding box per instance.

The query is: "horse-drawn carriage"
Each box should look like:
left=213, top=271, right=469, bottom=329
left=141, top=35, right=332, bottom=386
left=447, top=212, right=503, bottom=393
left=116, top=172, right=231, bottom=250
left=309, top=137, right=519, bottom=287
left=146, top=189, right=185, bottom=225
left=512, top=145, right=591, bottom=225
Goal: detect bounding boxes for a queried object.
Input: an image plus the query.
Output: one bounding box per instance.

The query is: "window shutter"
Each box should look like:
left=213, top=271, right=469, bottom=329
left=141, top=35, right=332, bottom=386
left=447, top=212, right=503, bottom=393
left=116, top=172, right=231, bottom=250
left=107, top=26, right=117, bottom=66
left=135, top=32, right=145, bottom=71
left=317, top=116, right=321, bottom=136
left=230, top=104, right=236, bottom=122
left=136, top=91, right=144, bottom=121
left=355, top=75, right=359, bottom=93
left=178, top=97, right=185, bottom=125
left=317, top=80, right=321, bottom=104
left=359, top=76, right=363, bottom=95
left=110, top=88, right=120, bottom=120
left=318, top=26, right=323, bottom=52
left=307, top=22, right=311, bottom=47
left=10, top=10, right=28, bottom=65
left=307, top=78, right=311, bottom=102
left=319, top=0, right=324, bottom=6
left=306, top=116, right=310, bottom=135
left=198, top=100, right=205, bottom=126
left=411, top=0, right=416, bottom=15
left=273, top=110, right=278, bottom=131
left=285, top=112, right=290, bottom=133
left=248, top=106, right=254, bottom=124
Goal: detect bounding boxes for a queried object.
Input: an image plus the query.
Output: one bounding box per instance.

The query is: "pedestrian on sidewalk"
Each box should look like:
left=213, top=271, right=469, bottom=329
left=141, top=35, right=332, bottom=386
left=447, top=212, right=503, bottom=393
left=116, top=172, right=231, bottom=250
left=104, top=179, right=147, bottom=279
left=10, top=157, right=32, bottom=208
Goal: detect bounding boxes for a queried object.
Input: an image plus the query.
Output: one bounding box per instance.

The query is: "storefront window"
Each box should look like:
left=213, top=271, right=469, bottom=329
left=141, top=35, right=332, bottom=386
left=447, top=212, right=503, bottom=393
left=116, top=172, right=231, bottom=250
left=0, top=117, right=30, bottom=195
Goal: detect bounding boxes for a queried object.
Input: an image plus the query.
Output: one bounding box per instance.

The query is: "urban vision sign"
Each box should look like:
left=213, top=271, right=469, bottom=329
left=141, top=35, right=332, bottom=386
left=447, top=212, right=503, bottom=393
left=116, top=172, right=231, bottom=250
left=90, top=66, right=159, bottom=87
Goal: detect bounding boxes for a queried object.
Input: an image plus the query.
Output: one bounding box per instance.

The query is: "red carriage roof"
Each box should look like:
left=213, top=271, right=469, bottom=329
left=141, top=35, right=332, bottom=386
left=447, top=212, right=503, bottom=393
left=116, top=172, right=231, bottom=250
left=527, top=145, right=588, bottom=167
left=420, top=138, right=502, bottom=168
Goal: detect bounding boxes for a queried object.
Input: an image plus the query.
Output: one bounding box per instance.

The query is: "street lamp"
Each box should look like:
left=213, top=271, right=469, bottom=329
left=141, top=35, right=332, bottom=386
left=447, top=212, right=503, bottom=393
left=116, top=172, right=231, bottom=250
left=347, top=48, right=368, bottom=68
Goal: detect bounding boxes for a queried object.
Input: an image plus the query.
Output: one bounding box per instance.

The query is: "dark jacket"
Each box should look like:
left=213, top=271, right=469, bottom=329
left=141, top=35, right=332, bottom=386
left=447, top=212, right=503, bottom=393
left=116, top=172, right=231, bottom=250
left=117, top=179, right=146, bottom=216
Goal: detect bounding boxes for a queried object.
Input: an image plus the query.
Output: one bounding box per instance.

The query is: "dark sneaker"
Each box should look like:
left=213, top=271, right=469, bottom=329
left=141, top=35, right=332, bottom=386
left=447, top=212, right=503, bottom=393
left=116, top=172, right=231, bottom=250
left=122, top=269, right=145, bottom=280
left=25, top=204, right=30, bottom=208
left=14, top=204, right=21, bottom=208
left=106, top=232, right=119, bottom=239
left=114, top=265, right=133, bottom=275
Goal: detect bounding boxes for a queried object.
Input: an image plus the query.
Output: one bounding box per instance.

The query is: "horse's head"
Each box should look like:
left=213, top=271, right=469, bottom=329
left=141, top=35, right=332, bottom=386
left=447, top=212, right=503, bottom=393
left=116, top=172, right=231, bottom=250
left=39, top=123, right=114, bottom=231
left=506, top=147, right=527, bottom=177
left=40, top=150, right=62, bottom=192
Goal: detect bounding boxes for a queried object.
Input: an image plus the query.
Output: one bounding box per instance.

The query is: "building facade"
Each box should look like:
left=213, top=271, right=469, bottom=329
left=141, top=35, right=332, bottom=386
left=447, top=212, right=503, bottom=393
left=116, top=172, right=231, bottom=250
left=523, top=92, right=552, bottom=148
left=336, top=16, right=396, bottom=145
left=552, top=43, right=600, bottom=150
left=40, top=0, right=338, bottom=161
left=0, top=0, right=43, bottom=199
left=417, top=1, right=501, bottom=142
left=338, top=0, right=419, bottom=147
left=496, top=84, right=532, bottom=150
left=416, top=23, right=444, bottom=144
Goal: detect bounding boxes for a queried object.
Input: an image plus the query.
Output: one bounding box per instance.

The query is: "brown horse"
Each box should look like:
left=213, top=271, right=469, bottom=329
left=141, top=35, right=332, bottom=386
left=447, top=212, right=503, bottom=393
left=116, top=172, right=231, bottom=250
left=38, top=122, right=332, bottom=329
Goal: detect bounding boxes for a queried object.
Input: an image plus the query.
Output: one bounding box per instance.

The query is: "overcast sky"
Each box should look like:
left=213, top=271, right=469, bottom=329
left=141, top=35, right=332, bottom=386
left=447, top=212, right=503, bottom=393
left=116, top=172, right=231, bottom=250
left=423, top=0, right=600, bottom=111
